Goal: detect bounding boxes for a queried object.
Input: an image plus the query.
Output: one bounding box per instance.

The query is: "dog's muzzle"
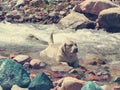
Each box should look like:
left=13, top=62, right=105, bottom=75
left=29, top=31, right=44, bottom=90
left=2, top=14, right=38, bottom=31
left=73, top=48, right=78, bottom=53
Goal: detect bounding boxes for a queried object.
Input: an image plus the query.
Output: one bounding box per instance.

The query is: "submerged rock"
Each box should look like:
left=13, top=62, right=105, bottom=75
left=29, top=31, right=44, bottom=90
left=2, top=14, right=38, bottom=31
left=0, top=59, right=30, bottom=90
left=28, top=72, right=53, bottom=90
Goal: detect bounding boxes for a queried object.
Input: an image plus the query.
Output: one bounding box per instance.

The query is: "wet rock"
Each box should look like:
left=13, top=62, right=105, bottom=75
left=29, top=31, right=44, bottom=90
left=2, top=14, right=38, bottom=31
left=13, top=54, right=31, bottom=64
left=11, top=85, right=28, bottom=90
left=79, top=0, right=118, bottom=15
left=81, top=81, right=102, bottom=90
left=30, top=59, right=46, bottom=69
left=28, top=72, right=53, bottom=90
left=54, top=77, right=86, bottom=90
left=96, top=7, right=120, bottom=32
left=59, top=11, right=95, bottom=30
left=0, top=59, right=30, bottom=90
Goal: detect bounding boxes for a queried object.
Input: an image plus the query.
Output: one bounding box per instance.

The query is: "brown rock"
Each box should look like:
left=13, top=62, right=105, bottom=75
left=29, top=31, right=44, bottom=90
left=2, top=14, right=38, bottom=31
left=79, top=0, right=118, bottom=15
left=30, top=59, right=46, bottom=69
left=101, top=85, right=114, bottom=90
left=54, top=77, right=86, bottom=90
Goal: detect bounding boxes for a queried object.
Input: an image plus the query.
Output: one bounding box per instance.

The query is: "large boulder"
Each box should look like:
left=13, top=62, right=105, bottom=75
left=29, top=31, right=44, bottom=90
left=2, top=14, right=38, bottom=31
left=28, top=72, right=53, bottom=90
left=58, top=11, right=95, bottom=30
left=79, top=0, right=118, bottom=15
left=0, top=59, right=30, bottom=90
left=96, top=7, right=120, bottom=32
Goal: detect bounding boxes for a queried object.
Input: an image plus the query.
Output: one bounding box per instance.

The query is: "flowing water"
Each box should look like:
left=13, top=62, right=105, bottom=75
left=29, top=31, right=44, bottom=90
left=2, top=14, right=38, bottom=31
left=0, top=22, right=120, bottom=62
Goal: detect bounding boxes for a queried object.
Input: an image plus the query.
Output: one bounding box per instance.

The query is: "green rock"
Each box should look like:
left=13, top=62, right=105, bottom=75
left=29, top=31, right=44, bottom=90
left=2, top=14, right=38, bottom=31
left=28, top=72, right=53, bottom=90
left=81, top=81, right=102, bottom=90
left=0, top=59, right=30, bottom=90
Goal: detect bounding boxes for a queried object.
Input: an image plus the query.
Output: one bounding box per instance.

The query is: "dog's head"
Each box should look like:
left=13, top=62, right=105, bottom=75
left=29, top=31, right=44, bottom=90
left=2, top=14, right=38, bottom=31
left=61, top=40, right=78, bottom=55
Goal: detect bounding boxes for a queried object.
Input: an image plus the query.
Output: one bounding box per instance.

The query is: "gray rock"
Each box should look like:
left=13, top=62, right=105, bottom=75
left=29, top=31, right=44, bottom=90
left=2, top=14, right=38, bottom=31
left=0, top=59, right=30, bottom=90
left=59, top=11, right=95, bottom=30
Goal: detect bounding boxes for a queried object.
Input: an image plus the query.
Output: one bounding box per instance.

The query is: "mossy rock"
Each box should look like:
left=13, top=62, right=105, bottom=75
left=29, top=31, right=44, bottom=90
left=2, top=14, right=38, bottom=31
left=0, top=59, right=30, bottom=90
left=28, top=72, right=53, bottom=90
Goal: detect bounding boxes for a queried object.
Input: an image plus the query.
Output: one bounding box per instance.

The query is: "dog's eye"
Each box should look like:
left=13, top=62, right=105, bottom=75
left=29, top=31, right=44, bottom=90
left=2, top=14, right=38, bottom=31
left=68, top=44, right=73, bottom=47
left=75, top=44, right=77, bottom=46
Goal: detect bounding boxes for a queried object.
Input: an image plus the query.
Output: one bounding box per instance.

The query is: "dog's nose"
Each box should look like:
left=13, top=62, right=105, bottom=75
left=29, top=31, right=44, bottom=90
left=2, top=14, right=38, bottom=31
left=73, top=48, right=78, bottom=53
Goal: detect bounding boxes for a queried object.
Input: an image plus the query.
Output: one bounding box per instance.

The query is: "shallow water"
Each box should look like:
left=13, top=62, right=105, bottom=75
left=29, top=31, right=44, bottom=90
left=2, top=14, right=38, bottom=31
left=0, top=22, right=120, bottom=62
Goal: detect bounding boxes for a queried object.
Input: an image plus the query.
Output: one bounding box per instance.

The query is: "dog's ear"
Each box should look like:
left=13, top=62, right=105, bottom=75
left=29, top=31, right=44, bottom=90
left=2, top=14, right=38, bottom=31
left=61, top=43, right=66, bottom=55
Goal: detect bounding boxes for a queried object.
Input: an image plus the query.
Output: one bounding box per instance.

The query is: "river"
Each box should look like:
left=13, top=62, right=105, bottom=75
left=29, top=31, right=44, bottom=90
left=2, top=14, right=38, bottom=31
left=0, top=22, right=120, bottom=62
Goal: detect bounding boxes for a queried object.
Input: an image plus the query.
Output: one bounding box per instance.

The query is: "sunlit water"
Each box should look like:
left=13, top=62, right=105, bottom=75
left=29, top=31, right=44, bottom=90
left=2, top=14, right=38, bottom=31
left=0, top=22, right=120, bottom=62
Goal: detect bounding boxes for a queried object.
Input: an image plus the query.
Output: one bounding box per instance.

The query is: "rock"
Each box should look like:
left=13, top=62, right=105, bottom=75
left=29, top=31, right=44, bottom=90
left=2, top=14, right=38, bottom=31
left=79, top=0, right=118, bottom=15
left=0, top=59, right=30, bottom=90
left=30, top=59, right=46, bottom=69
left=30, top=0, right=43, bottom=7
left=59, top=11, right=95, bottom=30
left=96, top=7, right=120, bottom=32
left=83, top=54, right=106, bottom=66
left=81, top=81, right=102, bottom=90
left=5, top=10, right=24, bottom=23
left=101, top=85, right=113, bottom=90
left=11, top=85, right=28, bottom=90
left=54, top=77, right=86, bottom=90
left=113, top=77, right=120, bottom=84
left=28, top=72, right=53, bottom=90
left=54, top=3, right=65, bottom=11
left=13, top=54, right=31, bottom=64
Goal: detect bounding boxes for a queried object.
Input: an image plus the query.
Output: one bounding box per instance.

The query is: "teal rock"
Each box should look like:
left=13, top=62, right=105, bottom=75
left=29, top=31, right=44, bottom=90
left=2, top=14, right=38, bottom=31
left=28, top=72, right=53, bottom=90
left=0, top=59, right=30, bottom=90
left=81, top=81, right=102, bottom=90
left=114, top=77, right=120, bottom=84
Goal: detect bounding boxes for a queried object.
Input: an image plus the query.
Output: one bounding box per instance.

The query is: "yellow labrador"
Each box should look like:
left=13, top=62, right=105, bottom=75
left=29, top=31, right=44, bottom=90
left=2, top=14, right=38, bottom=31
left=40, top=32, right=80, bottom=67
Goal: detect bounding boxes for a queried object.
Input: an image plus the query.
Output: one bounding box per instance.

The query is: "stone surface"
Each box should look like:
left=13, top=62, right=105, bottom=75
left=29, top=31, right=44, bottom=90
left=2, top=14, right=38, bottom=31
left=0, top=59, right=30, bottom=90
left=28, top=72, right=53, bottom=90
left=79, top=0, right=118, bottom=15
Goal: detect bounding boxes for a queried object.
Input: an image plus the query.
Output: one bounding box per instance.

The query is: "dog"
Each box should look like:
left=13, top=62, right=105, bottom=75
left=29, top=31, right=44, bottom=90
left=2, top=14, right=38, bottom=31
left=40, top=32, right=80, bottom=67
